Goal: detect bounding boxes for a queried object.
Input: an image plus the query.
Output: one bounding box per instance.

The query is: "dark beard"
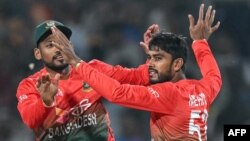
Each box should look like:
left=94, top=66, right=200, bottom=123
left=150, top=73, right=171, bottom=84
left=149, top=67, right=172, bottom=84
left=44, top=61, right=69, bottom=72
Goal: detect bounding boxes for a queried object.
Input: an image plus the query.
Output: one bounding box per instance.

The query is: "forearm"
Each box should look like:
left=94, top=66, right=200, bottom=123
left=75, top=61, right=175, bottom=114
left=192, top=40, right=222, bottom=95
left=18, top=98, right=54, bottom=129
left=193, top=40, right=221, bottom=75
left=88, top=59, right=149, bottom=85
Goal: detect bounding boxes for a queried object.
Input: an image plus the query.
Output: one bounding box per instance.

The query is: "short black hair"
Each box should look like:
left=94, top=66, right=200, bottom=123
left=149, top=31, right=188, bottom=70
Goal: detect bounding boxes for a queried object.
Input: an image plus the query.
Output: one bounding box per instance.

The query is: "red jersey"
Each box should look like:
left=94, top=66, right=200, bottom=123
left=16, top=60, right=149, bottom=141
left=75, top=40, right=222, bottom=141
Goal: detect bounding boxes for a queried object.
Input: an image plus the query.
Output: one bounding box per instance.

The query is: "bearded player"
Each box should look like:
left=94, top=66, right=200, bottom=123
left=16, top=20, right=159, bottom=140
left=55, top=4, right=222, bottom=141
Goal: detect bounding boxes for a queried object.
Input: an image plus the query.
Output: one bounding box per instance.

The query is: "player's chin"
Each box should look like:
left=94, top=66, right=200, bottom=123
left=53, top=61, right=68, bottom=67
left=54, top=64, right=69, bottom=71
left=149, top=77, right=160, bottom=84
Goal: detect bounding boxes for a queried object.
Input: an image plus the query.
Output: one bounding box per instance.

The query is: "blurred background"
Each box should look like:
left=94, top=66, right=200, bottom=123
left=0, top=0, right=250, bottom=140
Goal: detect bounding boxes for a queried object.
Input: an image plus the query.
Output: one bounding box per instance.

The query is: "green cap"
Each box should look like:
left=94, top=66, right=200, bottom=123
left=34, top=20, right=72, bottom=45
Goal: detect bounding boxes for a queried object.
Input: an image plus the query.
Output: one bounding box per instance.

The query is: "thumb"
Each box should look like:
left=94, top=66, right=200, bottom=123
left=52, top=73, right=61, bottom=85
left=188, top=14, right=195, bottom=29
left=154, top=24, right=160, bottom=33
left=139, top=41, right=149, bottom=53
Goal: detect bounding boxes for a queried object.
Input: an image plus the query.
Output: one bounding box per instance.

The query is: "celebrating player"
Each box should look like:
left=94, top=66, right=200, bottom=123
left=16, top=20, right=157, bottom=140
left=55, top=4, right=222, bottom=140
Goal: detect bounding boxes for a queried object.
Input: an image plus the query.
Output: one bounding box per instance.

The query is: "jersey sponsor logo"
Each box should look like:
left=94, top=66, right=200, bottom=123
left=18, top=94, right=28, bottom=103
left=69, top=99, right=92, bottom=116
left=82, top=82, right=93, bottom=93
left=48, top=112, right=97, bottom=138
left=56, top=99, right=92, bottom=124
left=147, top=87, right=160, bottom=98
left=189, top=93, right=207, bottom=107
left=47, top=99, right=95, bottom=138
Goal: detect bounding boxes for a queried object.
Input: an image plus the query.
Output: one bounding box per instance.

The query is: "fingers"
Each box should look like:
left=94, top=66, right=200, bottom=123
left=51, top=26, right=69, bottom=46
left=197, top=4, right=204, bottom=24
left=51, top=26, right=65, bottom=38
left=139, top=41, right=149, bottom=53
left=209, top=10, right=216, bottom=26
left=148, top=24, right=156, bottom=31
left=205, top=6, right=212, bottom=24
left=36, top=77, right=41, bottom=88
left=144, top=24, right=160, bottom=46
left=36, top=74, right=50, bottom=90
left=37, top=73, right=61, bottom=88
left=211, top=21, right=220, bottom=33
left=144, top=30, right=151, bottom=39
left=188, top=14, right=195, bottom=29
left=151, top=24, right=160, bottom=34
left=144, top=27, right=153, bottom=38
left=51, top=41, right=63, bottom=51
left=52, top=73, right=61, bottom=85
left=41, top=74, right=50, bottom=83
left=145, top=24, right=159, bottom=36
left=51, top=27, right=63, bottom=45
left=204, top=5, right=220, bottom=33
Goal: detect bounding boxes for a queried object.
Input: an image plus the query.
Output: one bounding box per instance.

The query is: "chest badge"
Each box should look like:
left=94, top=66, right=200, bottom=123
left=83, top=82, right=93, bottom=92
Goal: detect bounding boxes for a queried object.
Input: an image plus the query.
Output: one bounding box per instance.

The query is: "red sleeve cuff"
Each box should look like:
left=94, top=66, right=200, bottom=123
left=192, top=39, right=210, bottom=53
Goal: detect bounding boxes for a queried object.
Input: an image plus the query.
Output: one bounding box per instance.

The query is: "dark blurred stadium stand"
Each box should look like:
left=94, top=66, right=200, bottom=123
left=0, top=0, right=249, bottom=140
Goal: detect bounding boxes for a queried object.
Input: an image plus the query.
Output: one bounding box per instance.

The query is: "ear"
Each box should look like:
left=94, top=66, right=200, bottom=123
left=173, top=58, right=184, bottom=72
left=34, top=48, right=42, bottom=60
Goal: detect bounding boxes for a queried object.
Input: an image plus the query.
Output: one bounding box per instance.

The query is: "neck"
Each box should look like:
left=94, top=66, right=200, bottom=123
left=45, top=66, right=70, bottom=79
left=171, top=71, right=186, bottom=83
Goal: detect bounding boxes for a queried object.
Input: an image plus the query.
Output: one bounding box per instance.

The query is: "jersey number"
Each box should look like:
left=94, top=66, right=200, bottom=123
left=189, top=109, right=208, bottom=141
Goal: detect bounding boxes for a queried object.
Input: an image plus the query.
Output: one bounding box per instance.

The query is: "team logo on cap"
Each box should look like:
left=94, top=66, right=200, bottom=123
left=46, top=21, right=55, bottom=28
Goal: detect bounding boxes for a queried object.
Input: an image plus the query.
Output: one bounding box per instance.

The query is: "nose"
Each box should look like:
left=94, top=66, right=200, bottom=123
left=55, top=46, right=61, bottom=51
left=148, top=59, right=155, bottom=68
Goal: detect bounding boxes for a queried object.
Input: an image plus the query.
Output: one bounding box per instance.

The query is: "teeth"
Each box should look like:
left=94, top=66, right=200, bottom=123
left=149, top=71, right=155, bottom=76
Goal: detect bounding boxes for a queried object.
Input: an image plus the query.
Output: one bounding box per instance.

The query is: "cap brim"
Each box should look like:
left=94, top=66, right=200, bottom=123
left=36, top=25, right=72, bottom=45
left=57, top=25, right=72, bottom=39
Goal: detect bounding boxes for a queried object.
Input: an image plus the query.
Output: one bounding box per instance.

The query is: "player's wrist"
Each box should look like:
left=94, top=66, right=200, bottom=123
left=70, top=57, right=82, bottom=69
left=73, top=60, right=84, bottom=69
left=41, top=96, right=56, bottom=107
left=192, top=39, right=207, bottom=44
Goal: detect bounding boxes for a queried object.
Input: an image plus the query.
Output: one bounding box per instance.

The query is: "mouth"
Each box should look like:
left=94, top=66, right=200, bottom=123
left=53, top=55, right=64, bottom=61
left=149, top=69, right=158, bottom=77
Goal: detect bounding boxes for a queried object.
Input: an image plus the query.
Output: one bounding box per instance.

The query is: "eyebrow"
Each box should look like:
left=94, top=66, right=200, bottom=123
left=147, top=53, right=164, bottom=59
left=153, top=54, right=164, bottom=57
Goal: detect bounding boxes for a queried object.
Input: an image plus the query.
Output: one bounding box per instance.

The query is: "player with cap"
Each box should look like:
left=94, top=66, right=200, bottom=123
left=16, top=20, right=152, bottom=141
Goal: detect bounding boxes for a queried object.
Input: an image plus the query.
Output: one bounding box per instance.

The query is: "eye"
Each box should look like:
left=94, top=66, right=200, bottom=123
left=155, top=57, right=162, bottom=61
left=146, top=55, right=151, bottom=60
left=46, top=43, right=53, bottom=48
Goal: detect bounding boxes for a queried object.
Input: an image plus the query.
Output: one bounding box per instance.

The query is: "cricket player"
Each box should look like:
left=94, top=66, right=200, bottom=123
left=16, top=20, right=153, bottom=140
left=54, top=4, right=222, bottom=141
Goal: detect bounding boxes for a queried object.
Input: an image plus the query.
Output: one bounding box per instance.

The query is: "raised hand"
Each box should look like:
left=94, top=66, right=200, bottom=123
left=50, top=26, right=81, bottom=67
left=36, top=73, right=60, bottom=106
left=140, top=24, right=160, bottom=53
left=188, top=4, right=220, bottom=40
